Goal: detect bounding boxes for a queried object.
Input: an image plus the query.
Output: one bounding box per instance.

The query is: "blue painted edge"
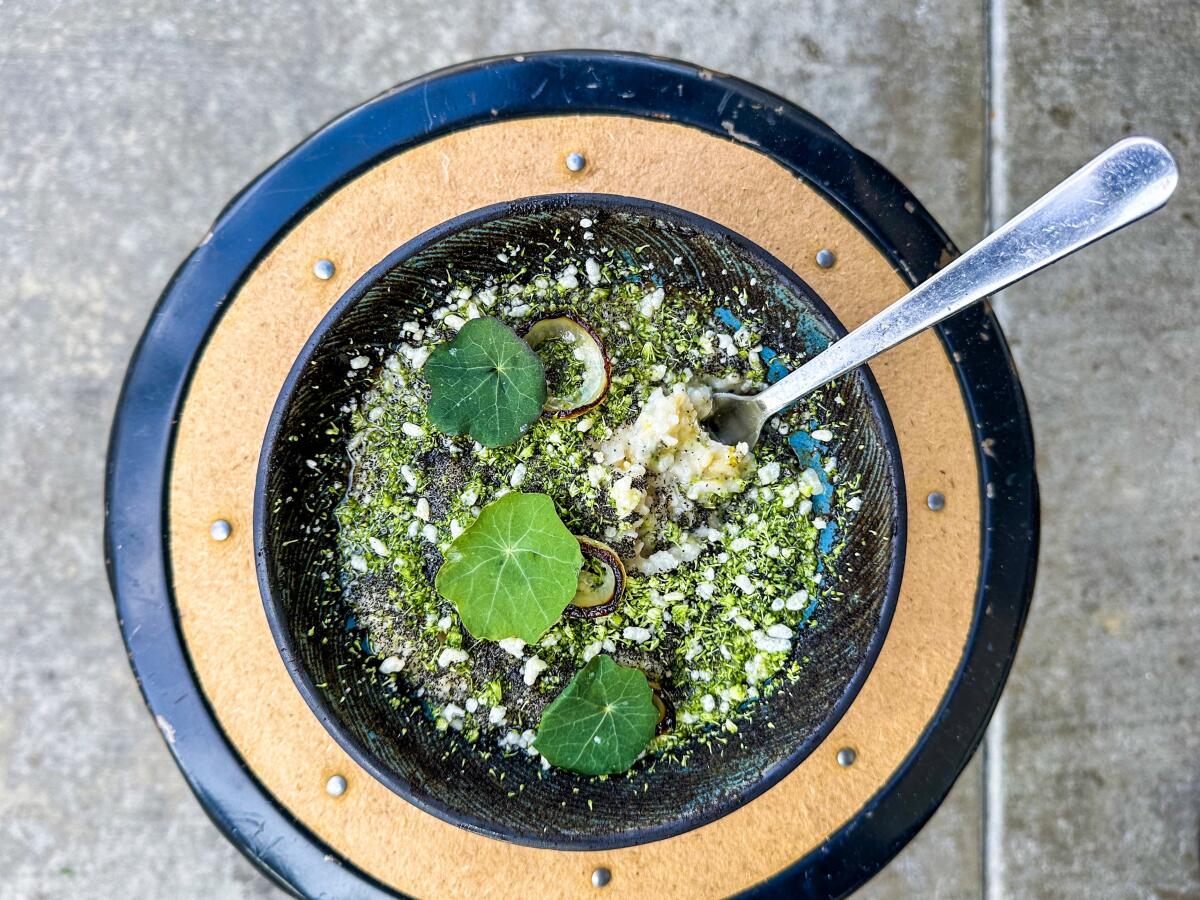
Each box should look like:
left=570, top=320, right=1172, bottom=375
left=104, top=49, right=1038, bottom=899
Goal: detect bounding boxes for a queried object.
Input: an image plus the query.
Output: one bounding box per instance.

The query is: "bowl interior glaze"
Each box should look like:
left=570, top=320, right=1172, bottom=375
left=255, top=194, right=905, bottom=850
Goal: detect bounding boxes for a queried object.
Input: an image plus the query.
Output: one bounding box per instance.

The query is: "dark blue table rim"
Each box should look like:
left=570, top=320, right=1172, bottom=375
left=104, top=49, right=1038, bottom=899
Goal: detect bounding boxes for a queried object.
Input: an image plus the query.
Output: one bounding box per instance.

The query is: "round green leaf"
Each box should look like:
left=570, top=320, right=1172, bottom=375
left=533, top=655, right=659, bottom=775
left=425, top=317, right=547, bottom=448
left=435, top=492, right=583, bottom=643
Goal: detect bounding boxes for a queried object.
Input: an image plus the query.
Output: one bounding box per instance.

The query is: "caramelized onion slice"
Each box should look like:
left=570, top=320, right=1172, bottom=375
left=565, top=536, right=624, bottom=619
left=646, top=677, right=676, bottom=734
left=523, top=314, right=610, bottom=418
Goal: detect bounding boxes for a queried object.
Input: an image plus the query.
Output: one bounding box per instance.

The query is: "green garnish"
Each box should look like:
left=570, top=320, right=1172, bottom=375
left=425, top=317, right=546, bottom=448
left=435, top=492, right=583, bottom=643
left=537, top=333, right=587, bottom=400
left=533, top=654, right=659, bottom=775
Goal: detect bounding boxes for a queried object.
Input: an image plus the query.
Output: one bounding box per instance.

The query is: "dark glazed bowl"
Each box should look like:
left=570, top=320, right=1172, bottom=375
left=255, top=194, right=906, bottom=850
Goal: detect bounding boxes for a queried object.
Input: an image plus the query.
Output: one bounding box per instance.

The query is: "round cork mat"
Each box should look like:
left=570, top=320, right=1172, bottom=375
left=107, top=52, right=1038, bottom=899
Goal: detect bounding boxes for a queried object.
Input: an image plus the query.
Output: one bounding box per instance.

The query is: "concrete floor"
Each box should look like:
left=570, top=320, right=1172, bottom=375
left=0, top=1, right=1196, bottom=897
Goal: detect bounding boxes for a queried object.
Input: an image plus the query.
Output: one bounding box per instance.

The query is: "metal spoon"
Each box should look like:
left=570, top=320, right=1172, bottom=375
left=705, top=137, right=1178, bottom=448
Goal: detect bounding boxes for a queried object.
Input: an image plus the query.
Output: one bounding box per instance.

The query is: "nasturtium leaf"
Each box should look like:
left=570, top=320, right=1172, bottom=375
left=435, top=492, right=583, bottom=643
left=425, top=317, right=546, bottom=448
left=533, top=654, right=659, bottom=775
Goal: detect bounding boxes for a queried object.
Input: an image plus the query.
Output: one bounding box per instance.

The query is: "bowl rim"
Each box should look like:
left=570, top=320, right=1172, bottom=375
left=253, top=191, right=908, bottom=851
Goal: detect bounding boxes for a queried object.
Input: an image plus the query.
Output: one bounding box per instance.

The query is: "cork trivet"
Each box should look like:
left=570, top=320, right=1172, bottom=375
left=168, top=115, right=979, bottom=899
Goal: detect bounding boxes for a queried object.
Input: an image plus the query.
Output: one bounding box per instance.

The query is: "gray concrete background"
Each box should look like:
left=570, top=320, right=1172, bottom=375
left=0, top=1, right=1195, bottom=897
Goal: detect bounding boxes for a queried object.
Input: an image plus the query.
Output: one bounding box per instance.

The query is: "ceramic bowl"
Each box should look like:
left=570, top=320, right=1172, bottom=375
left=255, top=194, right=905, bottom=850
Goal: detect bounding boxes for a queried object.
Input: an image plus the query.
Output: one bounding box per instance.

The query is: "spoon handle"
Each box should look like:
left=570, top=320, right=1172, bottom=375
left=752, top=137, right=1178, bottom=418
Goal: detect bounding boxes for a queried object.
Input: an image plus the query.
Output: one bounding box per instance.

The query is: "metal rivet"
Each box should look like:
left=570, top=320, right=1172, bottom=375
left=591, top=867, right=611, bottom=888
left=837, top=747, right=857, bottom=767
left=565, top=152, right=587, bottom=172
left=209, top=519, right=232, bottom=542
left=313, top=258, right=335, bottom=280
left=927, top=491, right=946, bottom=511
left=325, top=775, right=347, bottom=797
left=815, top=248, right=836, bottom=269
